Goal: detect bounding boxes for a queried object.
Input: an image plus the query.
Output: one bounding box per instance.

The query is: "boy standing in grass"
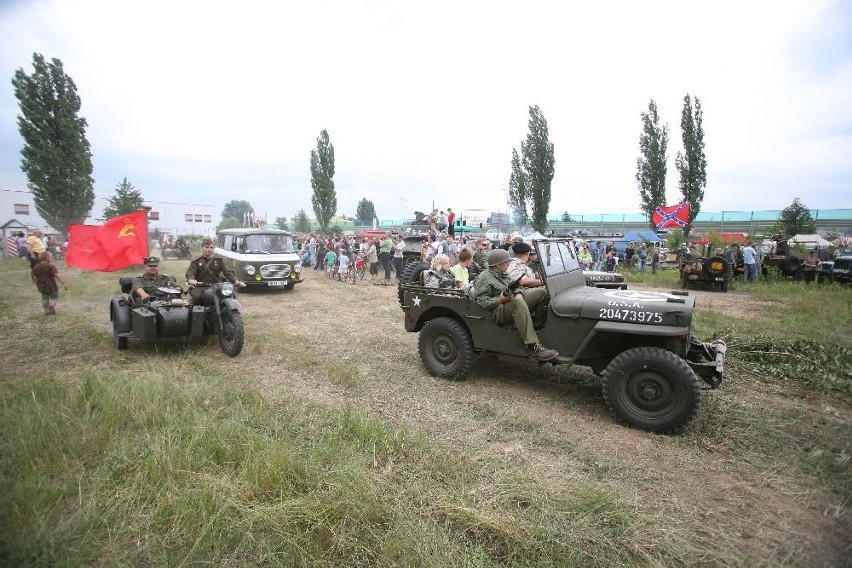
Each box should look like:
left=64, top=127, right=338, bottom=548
left=31, top=251, right=68, bottom=315
left=337, top=249, right=350, bottom=281
left=325, top=247, right=337, bottom=279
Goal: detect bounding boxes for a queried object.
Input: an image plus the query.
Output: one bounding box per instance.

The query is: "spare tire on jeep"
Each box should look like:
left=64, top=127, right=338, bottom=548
left=702, top=255, right=729, bottom=278
left=398, top=261, right=429, bottom=307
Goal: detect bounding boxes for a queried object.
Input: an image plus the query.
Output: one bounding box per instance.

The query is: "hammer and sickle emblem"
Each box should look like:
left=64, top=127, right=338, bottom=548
left=118, top=218, right=136, bottom=239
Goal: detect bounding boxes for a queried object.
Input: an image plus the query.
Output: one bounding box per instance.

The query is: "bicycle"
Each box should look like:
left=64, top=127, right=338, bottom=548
left=349, top=253, right=367, bottom=284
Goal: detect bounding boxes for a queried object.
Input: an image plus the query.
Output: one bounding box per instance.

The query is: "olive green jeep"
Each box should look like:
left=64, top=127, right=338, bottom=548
left=679, top=254, right=731, bottom=292
left=398, top=238, right=726, bottom=433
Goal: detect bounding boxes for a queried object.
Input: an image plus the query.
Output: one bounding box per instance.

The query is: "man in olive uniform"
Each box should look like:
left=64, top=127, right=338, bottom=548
left=186, top=238, right=245, bottom=301
left=132, top=257, right=176, bottom=301
left=472, top=238, right=490, bottom=269
left=473, top=248, right=558, bottom=361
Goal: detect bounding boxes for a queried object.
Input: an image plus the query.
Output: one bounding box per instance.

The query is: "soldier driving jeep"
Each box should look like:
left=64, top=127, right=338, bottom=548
left=473, top=248, right=558, bottom=361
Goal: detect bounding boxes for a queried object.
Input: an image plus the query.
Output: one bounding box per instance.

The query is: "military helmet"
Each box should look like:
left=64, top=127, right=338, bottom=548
left=487, top=248, right=511, bottom=266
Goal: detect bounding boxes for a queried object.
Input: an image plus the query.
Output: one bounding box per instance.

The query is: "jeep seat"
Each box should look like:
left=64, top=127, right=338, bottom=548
left=119, top=277, right=133, bottom=294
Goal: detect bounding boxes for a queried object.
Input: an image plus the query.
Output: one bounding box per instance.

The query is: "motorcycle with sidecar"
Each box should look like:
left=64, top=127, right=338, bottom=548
left=109, top=277, right=245, bottom=356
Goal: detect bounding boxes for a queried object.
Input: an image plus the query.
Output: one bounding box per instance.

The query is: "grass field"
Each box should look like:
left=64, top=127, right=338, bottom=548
left=0, top=257, right=849, bottom=566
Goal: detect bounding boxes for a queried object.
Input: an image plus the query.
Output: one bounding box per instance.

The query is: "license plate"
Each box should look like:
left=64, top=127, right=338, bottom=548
left=266, top=281, right=285, bottom=286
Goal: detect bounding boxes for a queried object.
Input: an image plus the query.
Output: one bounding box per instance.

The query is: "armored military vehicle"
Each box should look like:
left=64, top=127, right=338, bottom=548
left=398, top=238, right=725, bottom=433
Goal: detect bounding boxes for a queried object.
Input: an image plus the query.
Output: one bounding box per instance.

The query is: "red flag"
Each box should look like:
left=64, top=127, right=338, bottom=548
left=66, top=210, right=149, bottom=271
left=652, top=200, right=691, bottom=230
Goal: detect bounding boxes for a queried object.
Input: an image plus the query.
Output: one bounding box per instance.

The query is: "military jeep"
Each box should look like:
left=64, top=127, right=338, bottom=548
left=398, top=238, right=725, bottom=433
left=679, top=254, right=731, bottom=292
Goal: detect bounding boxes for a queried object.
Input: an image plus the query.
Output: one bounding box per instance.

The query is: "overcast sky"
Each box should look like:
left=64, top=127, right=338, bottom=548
left=1, top=0, right=850, bottom=222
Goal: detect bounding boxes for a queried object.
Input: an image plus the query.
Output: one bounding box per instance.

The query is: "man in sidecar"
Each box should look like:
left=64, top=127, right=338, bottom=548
left=131, top=257, right=181, bottom=302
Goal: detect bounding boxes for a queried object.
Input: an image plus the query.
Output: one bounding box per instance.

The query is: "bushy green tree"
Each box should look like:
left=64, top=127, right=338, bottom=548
left=675, top=94, right=707, bottom=238
left=274, top=216, right=289, bottom=231
left=310, top=129, right=336, bottom=232
left=217, top=216, right=240, bottom=231
left=102, top=177, right=144, bottom=219
left=293, top=209, right=311, bottom=233
left=777, top=198, right=816, bottom=236
left=521, top=105, right=555, bottom=233
left=12, top=53, right=94, bottom=234
left=355, top=198, right=376, bottom=223
left=221, top=200, right=253, bottom=225
left=636, top=99, right=669, bottom=230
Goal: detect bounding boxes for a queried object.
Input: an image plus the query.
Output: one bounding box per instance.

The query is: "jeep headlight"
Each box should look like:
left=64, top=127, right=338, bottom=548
left=221, top=282, right=235, bottom=296
left=294, top=263, right=302, bottom=273
left=245, top=265, right=256, bottom=276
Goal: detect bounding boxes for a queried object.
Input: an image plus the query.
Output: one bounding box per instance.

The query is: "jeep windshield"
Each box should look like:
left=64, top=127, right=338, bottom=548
left=238, top=234, right=295, bottom=254
left=536, top=240, right=580, bottom=276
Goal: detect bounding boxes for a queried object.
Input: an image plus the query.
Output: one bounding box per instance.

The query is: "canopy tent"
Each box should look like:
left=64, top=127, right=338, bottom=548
left=622, top=230, right=664, bottom=243
left=694, top=232, right=748, bottom=245
left=788, top=233, right=831, bottom=248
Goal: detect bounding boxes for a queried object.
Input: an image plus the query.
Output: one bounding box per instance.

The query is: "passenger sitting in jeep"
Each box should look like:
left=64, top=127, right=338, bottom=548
left=131, top=256, right=177, bottom=302
left=507, top=242, right=546, bottom=292
left=473, top=249, right=558, bottom=361
left=424, top=254, right=455, bottom=289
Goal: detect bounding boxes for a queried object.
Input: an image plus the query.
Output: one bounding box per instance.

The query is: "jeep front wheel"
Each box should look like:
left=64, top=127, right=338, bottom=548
left=602, top=347, right=701, bottom=433
left=418, top=317, right=473, bottom=380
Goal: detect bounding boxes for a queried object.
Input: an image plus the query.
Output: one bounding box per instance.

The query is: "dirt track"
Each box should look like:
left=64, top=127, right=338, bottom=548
left=215, top=271, right=850, bottom=566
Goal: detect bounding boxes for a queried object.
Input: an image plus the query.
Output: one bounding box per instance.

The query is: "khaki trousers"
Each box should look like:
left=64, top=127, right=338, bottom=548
left=492, top=287, right=549, bottom=345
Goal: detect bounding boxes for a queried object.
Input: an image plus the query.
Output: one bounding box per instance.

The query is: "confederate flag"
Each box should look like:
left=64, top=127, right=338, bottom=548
left=66, top=210, right=149, bottom=271
left=652, top=200, right=691, bottom=230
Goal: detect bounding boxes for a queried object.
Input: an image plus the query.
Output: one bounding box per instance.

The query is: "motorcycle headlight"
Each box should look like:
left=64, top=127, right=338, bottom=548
left=245, top=265, right=256, bottom=276
left=294, top=263, right=302, bottom=273
left=221, top=282, right=235, bottom=296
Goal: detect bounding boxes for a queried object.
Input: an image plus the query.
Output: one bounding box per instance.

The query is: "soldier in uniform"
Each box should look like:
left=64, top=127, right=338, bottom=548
left=132, top=257, right=177, bottom=301
left=186, top=238, right=245, bottom=301
left=506, top=242, right=546, bottom=291
left=473, top=248, right=558, bottom=361
left=472, top=238, right=491, bottom=269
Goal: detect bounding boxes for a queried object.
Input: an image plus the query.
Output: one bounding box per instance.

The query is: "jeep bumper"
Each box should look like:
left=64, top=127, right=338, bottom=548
left=687, top=338, right=726, bottom=388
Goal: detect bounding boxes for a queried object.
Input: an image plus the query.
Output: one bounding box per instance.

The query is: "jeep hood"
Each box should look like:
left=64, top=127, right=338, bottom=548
left=550, top=286, right=695, bottom=327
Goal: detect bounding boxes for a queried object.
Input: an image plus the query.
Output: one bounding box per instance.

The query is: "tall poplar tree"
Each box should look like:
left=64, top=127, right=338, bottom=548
left=520, top=105, right=555, bottom=233
left=675, top=94, right=707, bottom=238
left=636, top=99, right=669, bottom=230
left=506, top=148, right=527, bottom=227
left=12, top=53, right=95, bottom=234
left=310, top=129, right=336, bottom=232
left=102, top=177, right=144, bottom=219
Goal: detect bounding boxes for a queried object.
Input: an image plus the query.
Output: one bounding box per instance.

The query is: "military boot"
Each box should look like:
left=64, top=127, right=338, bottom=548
left=527, top=343, right=558, bottom=361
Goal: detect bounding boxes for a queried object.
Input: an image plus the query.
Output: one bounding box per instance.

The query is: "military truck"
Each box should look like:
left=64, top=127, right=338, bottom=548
left=398, top=238, right=726, bottom=433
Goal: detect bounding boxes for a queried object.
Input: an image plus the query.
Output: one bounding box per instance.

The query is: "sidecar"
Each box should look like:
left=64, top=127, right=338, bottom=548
left=110, top=277, right=244, bottom=356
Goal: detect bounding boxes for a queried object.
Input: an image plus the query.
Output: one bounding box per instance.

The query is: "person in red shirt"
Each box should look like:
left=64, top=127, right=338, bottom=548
left=447, top=208, right=456, bottom=237
left=31, top=251, right=68, bottom=315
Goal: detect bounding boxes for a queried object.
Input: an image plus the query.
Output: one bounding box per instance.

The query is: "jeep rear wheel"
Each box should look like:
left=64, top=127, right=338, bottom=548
left=418, top=317, right=473, bottom=380
left=602, top=347, right=701, bottom=433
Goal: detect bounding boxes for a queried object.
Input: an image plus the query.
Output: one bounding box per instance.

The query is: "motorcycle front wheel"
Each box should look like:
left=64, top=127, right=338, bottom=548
left=218, top=308, right=244, bottom=357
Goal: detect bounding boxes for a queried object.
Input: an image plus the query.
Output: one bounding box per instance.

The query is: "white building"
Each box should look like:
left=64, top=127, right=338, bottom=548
left=0, top=188, right=219, bottom=256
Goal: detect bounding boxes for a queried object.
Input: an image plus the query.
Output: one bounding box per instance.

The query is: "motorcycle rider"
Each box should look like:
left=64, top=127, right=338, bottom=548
left=132, top=257, right=177, bottom=302
left=186, top=237, right=246, bottom=301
